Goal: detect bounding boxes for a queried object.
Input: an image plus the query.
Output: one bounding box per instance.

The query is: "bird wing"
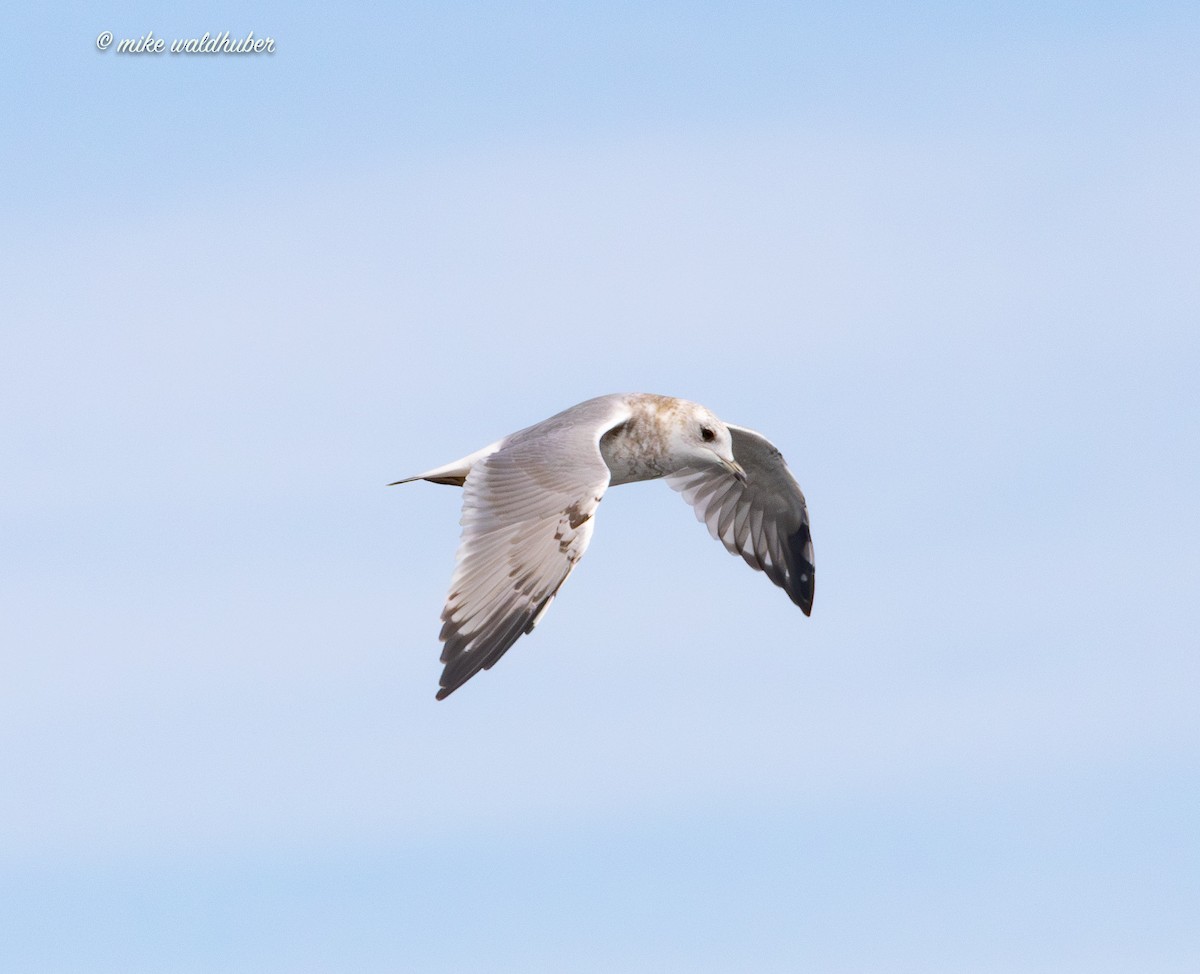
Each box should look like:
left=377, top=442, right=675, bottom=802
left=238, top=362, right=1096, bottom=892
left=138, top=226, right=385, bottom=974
left=435, top=398, right=631, bottom=699
left=665, top=424, right=814, bottom=614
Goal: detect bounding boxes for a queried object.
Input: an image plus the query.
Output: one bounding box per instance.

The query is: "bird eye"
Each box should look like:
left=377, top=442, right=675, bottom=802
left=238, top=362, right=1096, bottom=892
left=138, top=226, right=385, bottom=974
left=700, top=425, right=715, bottom=443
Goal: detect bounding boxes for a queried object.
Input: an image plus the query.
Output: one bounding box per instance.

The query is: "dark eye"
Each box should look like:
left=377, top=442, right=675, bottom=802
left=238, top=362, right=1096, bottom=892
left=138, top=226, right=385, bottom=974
left=700, top=425, right=715, bottom=443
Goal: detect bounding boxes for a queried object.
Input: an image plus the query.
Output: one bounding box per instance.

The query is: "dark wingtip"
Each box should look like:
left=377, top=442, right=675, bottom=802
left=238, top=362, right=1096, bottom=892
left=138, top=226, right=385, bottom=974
left=435, top=686, right=453, bottom=701
left=785, top=522, right=815, bottom=616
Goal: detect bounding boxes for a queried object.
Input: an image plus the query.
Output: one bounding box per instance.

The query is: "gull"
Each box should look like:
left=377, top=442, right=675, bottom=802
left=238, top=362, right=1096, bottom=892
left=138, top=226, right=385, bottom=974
left=392, top=393, right=815, bottom=699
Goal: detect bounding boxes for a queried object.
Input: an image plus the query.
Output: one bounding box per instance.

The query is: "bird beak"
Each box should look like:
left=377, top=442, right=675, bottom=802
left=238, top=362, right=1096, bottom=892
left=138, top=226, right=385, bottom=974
left=721, top=456, right=748, bottom=484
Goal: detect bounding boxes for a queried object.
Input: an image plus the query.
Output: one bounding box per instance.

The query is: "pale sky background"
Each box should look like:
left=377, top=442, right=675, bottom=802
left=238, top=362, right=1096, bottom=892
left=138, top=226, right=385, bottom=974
left=3, top=2, right=1198, bottom=972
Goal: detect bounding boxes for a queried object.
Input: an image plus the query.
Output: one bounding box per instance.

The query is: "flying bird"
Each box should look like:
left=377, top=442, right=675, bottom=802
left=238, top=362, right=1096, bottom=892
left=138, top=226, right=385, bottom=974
left=393, top=393, right=814, bottom=699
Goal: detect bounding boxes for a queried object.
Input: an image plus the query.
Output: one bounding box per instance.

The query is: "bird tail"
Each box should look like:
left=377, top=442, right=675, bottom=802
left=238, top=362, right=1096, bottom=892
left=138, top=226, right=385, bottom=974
left=387, top=440, right=503, bottom=487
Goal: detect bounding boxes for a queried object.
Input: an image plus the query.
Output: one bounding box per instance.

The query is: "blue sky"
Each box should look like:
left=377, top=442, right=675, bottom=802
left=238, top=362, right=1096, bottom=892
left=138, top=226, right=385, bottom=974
left=3, top=3, right=1198, bottom=972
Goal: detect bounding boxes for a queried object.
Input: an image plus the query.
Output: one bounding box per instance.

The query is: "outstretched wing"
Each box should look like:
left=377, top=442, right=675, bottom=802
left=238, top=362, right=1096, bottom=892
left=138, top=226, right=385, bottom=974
left=435, top=400, right=630, bottom=699
left=665, top=424, right=814, bottom=614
